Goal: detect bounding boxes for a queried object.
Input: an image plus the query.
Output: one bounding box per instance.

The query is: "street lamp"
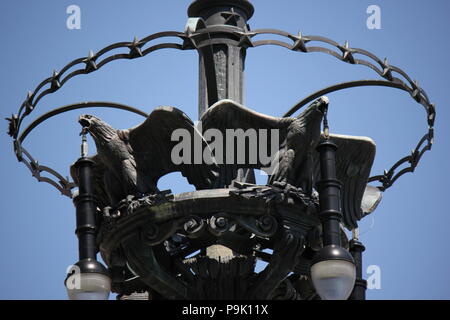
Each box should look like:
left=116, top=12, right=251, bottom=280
left=65, top=129, right=111, bottom=300
left=7, top=0, right=435, bottom=300
left=311, top=246, right=356, bottom=300
left=65, top=260, right=111, bottom=300
left=311, top=129, right=356, bottom=300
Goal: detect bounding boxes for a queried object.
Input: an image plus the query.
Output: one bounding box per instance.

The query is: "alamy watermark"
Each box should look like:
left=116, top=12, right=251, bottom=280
left=66, top=5, right=81, bottom=30
left=171, top=121, right=280, bottom=175
left=367, top=264, right=382, bottom=290
left=367, top=5, right=381, bottom=30
left=65, top=264, right=81, bottom=290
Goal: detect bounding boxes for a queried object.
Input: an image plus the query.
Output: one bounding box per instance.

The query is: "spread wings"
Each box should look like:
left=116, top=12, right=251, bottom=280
left=201, top=99, right=293, bottom=185
left=201, top=99, right=381, bottom=229
left=201, top=99, right=293, bottom=132
left=312, top=134, right=381, bottom=230
left=127, top=106, right=218, bottom=190
left=71, top=106, right=219, bottom=209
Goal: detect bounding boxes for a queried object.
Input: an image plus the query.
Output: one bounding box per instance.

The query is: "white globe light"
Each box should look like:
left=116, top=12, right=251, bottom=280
left=66, top=272, right=111, bottom=300
left=311, top=259, right=356, bottom=300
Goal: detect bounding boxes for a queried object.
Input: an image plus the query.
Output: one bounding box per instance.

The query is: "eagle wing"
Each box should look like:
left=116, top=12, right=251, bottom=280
left=312, top=134, right=381, bottom=230
left=201, top=99, right=293, bottom=186
left=127, top=106, right=219, bottom=190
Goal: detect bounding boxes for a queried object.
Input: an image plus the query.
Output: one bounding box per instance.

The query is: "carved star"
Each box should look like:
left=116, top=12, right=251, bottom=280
left=51, top=69, right=61, bottom=91
left=290, top=31, right=309, bottom=52
left=221, top=8, right=241, bottom=26
left=182, top=30, right=196, bottom=50
left=381, top=58, right=393, bottom=80
left=129, top=37, right=144, bottom=58
left=238, top=34, right=254, bottom=48
left=341, top=41, right=355, bottom=64
left=83, top=50, right=98, bottom=72
left=24, top=91, right=34, bottom=115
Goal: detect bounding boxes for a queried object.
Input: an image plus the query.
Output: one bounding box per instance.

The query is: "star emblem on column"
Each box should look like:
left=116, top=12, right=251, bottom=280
left=238, top=33, right=254, bottom=48
left=182, top=30, right=197, bottom=50
left=221, top=8, right=241, bottom=26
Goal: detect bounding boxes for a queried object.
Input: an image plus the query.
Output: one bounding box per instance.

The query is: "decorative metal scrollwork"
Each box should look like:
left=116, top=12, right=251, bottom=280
left=7, top=31, right=191, bottom=198
left=142, top=223, right=159, bottom=244
left=188, top=26, right=436, bottom=192
left=7, top=25, right=435, bottom=197
left=141, top=220, right=182, bottom=247
left=257, top=215, right=278, bottom=235
left=183, top=215, right=206, bottom=238
left=209, top=213, right=235, bottom=236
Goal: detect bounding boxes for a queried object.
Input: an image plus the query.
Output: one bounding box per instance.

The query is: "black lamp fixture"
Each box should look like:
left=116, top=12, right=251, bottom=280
left=65, top=129, right=111, bottom=300
left=310, top=109, right=356, bottom=300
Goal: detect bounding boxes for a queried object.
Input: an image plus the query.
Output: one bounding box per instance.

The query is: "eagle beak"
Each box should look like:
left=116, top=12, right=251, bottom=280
left=316, top=96, right=329, bottom=114
left=79, top=115, right=91, bottom=128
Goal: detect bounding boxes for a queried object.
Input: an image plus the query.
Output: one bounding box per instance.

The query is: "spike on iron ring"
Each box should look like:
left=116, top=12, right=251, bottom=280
left=291, top=31, right=308, bottom=52
left=182, top=30, right=196, bottom=50
left=381, top=58, right=393, bottom=80
left=6, top=114, right=19, bottom=137
left=341, top=41, right=355, bottom=64
left=129, top=37, right=144, bottom=58
left=50, top=70, right=61, bottom=91
left=84, top=50, right=98, bottom=72
left=238, top=34, right=254, bottom=48
left=23, top=91, right=34, bottom=115
left=411, top=80, right=422, bottom=103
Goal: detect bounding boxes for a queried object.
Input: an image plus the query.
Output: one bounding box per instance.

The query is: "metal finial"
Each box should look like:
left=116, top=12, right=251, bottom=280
left=321, top=97, right=330, bottom=138
left=352, top=228, right=360, bottom=240
left=80, top=128, right=89, bottom=158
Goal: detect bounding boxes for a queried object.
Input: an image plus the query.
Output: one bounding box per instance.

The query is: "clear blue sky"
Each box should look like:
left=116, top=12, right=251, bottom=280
left=1, top=0, right=449, bottom=299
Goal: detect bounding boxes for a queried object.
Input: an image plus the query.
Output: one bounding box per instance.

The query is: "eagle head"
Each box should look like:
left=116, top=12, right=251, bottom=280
left=79, top=114, right=117, bottom=143
left=299, top=96, right=329, bottom=120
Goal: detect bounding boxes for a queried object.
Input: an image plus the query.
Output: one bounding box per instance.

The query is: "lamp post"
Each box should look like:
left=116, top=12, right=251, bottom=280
left=7, top=0, right=435, bottom=300
left=188, top=0, right=256, bottom=185
left=311, top=130, right=356, bottom=300
left=65, top=129, right=110, bottom=300
left=349, top=234, right=368, bottom=300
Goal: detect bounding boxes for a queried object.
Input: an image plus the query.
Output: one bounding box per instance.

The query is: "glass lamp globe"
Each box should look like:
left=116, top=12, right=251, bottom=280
left=65, top=259, right=111, bottom=300
left=311, top=245, right=356, bottom=300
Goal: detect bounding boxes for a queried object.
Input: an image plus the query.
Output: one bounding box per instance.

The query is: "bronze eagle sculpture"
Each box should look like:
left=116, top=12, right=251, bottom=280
left=200, top=98, right=382, bottom=229
left=71, top=106, right=219, bottom=208
left=71, top=98, right=381, bottom=229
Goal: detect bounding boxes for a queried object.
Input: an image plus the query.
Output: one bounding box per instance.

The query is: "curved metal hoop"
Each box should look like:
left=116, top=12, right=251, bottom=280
left=238, top=29, right=435, bottom=191
left=283, top=80, right=406, bottom=117
left=7, top=31, right=190, bottom=197
left=7, top=26, right=436, bottom=196
left=19, top=102, right=149, bottom=143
